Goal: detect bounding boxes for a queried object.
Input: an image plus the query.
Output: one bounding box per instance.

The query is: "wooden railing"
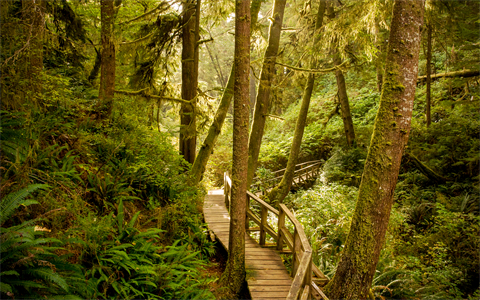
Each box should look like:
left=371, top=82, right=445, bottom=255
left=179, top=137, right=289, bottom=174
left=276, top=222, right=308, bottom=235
left=251, top=160, right=322, bottom=192
left=224, top=173, right=329, bottom=300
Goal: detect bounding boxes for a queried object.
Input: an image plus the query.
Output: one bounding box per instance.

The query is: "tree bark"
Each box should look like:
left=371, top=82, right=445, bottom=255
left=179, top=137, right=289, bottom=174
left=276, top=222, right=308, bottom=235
left=22, top=0, right=45, bottom=102
left=190, top=0, right=263, bottom=185
left=324, top=1, right=424, bottom=299
left=374, top=18, right=384, bottom=93
left=219, top=0, right=250, bottom=296
left=98, top=0, right=116, bottom=119
left=267, top=0, right=327, bottom=205
left=246, top=0, right=288, bottom=187
left=333, top=50, right=356, bottom=147
left=426, top=22, right=432, bottom=127
left=179, top=0, right=200, bottom=164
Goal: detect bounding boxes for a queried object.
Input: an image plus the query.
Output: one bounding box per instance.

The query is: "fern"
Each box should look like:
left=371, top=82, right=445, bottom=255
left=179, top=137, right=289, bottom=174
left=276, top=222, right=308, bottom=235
left=0, top=184, right=47, bottom=224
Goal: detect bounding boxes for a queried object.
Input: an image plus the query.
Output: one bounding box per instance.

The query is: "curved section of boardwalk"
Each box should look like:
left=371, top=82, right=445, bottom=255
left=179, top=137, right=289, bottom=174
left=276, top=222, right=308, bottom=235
left=204, top=189, right=292, bottom=299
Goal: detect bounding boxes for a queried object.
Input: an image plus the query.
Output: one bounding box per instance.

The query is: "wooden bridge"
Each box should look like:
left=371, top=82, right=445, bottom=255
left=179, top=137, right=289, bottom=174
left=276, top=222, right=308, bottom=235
left=250, top=160, right=322, bottom=194
left=204, top=161, right=328, bottom=300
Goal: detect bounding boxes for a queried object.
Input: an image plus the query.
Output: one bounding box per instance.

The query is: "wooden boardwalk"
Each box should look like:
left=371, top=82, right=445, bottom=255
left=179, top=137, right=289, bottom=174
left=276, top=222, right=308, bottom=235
left=204, top=189, right=293, bottom=299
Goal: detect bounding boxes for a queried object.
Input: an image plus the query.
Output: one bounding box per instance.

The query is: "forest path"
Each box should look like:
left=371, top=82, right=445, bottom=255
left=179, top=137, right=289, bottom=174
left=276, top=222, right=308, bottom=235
left=204, top=189, right=292, bottom=300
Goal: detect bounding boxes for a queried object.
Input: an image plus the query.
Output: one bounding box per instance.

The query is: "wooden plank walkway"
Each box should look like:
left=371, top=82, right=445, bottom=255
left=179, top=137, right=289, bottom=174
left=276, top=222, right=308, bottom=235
left=204, top=189, right=292, bottom=300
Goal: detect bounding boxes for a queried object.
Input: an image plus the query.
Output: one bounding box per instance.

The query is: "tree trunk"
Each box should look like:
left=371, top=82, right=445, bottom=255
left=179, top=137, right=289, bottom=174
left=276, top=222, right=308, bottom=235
left=246, top=0, right=288, bottom=187
left=22, top=0, right=45, bottom=103
left=179, top=0, right=200, bottom=164
left=374, top=18, right=384, bottom=93
left=249, top=69, right=257, bottom=116
left=98, top=0, right=116, bottom=119
left=329, top=3, right=355, bottom=147
left=333, top=50, right=356, bottom=147
left=426, top=22, right=432, bottom=127
left=190, top=0, right=263, bottom=185
left=323, top=1, right=424, bottom=299
left=88, top=47, right=102, bottom=84
left=191, top=67, right=234, bottom=184
left=219, top=0, right=250, bottom=296
left=267, top=0, right=327, bottom=205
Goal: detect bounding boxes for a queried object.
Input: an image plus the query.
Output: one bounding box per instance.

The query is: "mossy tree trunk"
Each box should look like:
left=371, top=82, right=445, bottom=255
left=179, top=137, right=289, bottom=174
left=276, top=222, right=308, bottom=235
left=22, top=0, right=45, bottom=105
left=426, top=22, right=432, bottom=127
left=324, top=1, right=424, bottom=299
left=267, top=0, right=327, bottom=205
left=98, top=0, right=116, bottom=119
left=190, top=0, right=263, bottom=185
left=374, top=18, right=384, bottom=93
left=246, top=0, right=287, bottom=187
left=219, top=0, right=250, bottom=296
left=179, top=0, right=200, bottom=164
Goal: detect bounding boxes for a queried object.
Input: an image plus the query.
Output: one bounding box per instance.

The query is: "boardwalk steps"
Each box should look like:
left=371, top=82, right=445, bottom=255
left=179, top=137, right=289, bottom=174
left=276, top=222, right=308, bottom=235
left=204, top=166, right=329, bottom=300
left=204, top=190, right=293, bottom=299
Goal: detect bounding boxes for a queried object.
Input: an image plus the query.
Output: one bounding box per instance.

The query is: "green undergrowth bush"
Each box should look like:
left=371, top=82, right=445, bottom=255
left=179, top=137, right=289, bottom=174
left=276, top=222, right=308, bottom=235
left=262, top=75, right=479, bottom=298
left=283, top=180, right=358, bottom=278
left=1, top=94, right=217, bottom=299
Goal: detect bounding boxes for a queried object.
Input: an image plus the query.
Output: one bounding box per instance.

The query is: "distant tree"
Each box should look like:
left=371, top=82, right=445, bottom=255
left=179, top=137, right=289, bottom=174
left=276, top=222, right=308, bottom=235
left=246, top=0, right=288, bottom=186
left=267, top=0, right=327, bottom=205
left=425, top=20, right=432, bottom=127
left=219, top=0, right=250, bottom=296
left=179, top=0, right=200, bottom=164
left=97, top=0, right=116, bottom=119
left=328, top=1, right=355, bottom=147
left=324, top=1, right=425, bottom=298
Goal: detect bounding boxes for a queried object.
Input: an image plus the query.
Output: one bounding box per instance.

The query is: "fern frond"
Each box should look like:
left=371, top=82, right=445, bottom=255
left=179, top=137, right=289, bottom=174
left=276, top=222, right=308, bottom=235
left=0, top=184, right=48, bottom=224
left=26, top=268, right=69, bottom=292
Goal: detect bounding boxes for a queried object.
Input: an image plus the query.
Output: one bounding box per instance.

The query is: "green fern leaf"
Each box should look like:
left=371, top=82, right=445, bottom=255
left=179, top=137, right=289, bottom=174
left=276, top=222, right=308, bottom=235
left=0, top=184, right=48, bottom=224
left=0, top=282, right=13, bottom=294
left=27, top=268, right=69, bottom=292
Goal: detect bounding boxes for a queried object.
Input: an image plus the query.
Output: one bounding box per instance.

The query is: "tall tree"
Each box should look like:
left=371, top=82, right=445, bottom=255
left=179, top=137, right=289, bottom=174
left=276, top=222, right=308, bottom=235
left=219, top=0, right=250, bottom=296
left=328, top=2, right=355, bottom=147
left=267, top=0, right=327, bottom=205
left=179, top=0, right=200, bottom=164
left=246, top=0, right=288, bottom=186
left=98, top=0, right=116, bottom=119
left=324, top=0, right=425, bottom=298
left=22, top=0, right=45, bottom=103
left=190, top=0, right=263, bottom=185
left=425, top=21, right=432, bottom=127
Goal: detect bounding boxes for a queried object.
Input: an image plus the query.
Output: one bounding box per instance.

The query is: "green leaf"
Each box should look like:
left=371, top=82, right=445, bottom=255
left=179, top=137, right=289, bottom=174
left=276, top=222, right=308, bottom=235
left=0, top=282, right=13, bottom=293
left=117, top=199, right=124, bottom=232
left=27, top=268, right=69, bottom=292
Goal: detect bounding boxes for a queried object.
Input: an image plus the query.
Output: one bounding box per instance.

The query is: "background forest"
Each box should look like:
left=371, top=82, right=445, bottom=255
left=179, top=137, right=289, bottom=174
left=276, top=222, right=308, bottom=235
left=0, top=0, right=478, bottom=299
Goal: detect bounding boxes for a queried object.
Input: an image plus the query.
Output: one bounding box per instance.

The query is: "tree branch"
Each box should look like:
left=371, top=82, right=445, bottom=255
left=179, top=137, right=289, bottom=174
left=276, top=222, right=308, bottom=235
left=275, top=60, right=348, bottom=73
left=115, top=89, right=196, bottom=104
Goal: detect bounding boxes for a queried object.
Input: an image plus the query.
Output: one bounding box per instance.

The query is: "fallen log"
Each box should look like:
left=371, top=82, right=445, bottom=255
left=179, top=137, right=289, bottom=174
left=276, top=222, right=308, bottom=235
left=417, top=69, right=479, bottom=83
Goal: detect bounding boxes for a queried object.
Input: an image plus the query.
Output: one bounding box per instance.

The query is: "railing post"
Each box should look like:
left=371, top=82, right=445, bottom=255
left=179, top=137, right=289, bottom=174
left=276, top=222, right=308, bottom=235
left=260, top=205, right=267, bottom=246
left=224, top=172, right=228, bottom=209
left=292, top=227, right=301, bottom=277
left=305, top=251, right=312, bottom=299
left=277, top=207, right=285, bottom=251
left=245, top=193, right=250, bottom=231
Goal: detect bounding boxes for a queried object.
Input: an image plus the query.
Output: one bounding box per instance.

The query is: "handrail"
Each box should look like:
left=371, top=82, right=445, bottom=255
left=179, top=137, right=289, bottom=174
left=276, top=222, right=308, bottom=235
left=224, top=172, right=328, bottom=300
